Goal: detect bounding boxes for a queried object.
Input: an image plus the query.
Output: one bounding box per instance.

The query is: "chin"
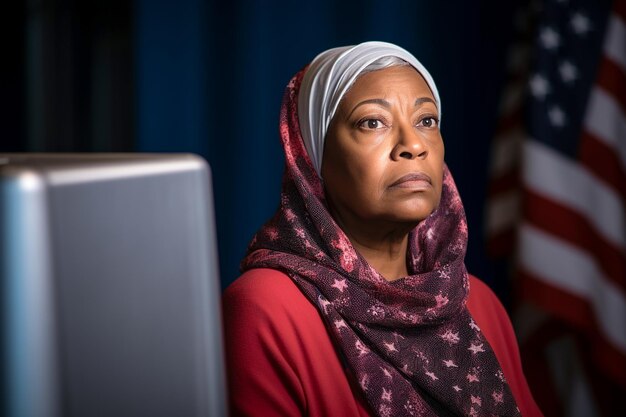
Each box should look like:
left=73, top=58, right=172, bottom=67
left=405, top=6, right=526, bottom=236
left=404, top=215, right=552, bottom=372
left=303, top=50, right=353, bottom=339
left=382, top=211, right=433, bottom=226
left=396, top=202, right=437, bottom=222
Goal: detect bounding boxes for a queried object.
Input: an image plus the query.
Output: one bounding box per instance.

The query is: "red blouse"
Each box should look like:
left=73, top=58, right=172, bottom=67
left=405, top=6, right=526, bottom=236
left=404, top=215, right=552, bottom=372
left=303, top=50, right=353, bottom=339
left=223, top=268, right=543, bottom=417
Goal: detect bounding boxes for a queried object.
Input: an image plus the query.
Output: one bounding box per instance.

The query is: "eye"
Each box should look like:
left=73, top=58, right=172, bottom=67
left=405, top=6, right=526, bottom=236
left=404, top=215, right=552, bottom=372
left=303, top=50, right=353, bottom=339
left=357, top=118, right=386, bottom=130
left=417, top=116, right=439, bottom=128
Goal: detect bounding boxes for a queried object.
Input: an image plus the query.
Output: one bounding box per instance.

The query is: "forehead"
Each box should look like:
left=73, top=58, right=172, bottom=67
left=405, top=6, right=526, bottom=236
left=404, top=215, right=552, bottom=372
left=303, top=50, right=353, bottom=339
left=344, top=65, right=434, bottom=102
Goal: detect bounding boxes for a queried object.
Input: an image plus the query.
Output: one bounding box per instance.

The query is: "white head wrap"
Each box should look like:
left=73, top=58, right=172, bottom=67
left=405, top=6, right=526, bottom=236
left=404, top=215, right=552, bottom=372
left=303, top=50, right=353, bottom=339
left=297, top=41, right=441, bottom=175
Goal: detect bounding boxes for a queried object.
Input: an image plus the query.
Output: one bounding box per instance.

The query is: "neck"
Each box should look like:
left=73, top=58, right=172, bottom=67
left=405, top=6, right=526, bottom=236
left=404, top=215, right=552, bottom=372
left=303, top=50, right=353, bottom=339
left=350, top=233, right=410, bottom=281
left=328, top=205, right=416, bottom=282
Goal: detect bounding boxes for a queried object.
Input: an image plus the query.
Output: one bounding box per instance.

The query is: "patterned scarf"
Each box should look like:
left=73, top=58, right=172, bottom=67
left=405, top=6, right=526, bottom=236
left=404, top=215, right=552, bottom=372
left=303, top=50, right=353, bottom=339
left=241, top=68, right=521, bottom=417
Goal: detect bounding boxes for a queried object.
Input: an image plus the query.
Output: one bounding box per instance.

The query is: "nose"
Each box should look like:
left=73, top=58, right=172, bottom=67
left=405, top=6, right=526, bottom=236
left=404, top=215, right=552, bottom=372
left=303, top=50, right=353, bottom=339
left=391, top=125, right=428, bottom=161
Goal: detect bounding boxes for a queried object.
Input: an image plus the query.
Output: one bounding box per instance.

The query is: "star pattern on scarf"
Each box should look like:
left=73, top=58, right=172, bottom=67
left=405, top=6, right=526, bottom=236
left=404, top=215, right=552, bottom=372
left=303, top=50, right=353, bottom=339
left=442, top=359, right=458, bottom=368
left=467, top=373, right=480, bottom=383
left=334, top=319, right=348, bottom=331
left=243, top=66, right=521, bottom=417
left=381, top=367, right=393, bottom=380
left=355, top=340, right=369, bottom=357
left=425, top=371, right=439, bottom=381
left=468, top=342, right=486, bottom=355
left=381, top=387, right=392, bottom=402
left=439, top=329, right=460, bottom=345
left=317, top=295, right=331, bottom=313
left=434, top=293, right=449, bottom=308
left=383, top=341, right=398, bottom=352
left=469, top=318, right=480, bottom=332
left=331, top=278, right=348, bottom=292
left=493, top=391, right=504, bottom=405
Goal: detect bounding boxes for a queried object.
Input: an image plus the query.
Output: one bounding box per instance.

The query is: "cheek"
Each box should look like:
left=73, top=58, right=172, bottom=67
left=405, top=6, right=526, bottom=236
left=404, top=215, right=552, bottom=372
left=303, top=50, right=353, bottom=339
left=433, top=140, right=445, bottom=165
left=351, top=151, right=391, bottom=197
left=435, top=182, right=444, bottom=207
left=433, top=141, right=445, bottom=184
left=429, top=148, right=445, bottom=207
left=330, top=138, right=387, bottom=183
left=322, top=148, right=363, bottom=200
left=340, top=161, right=381, bottom=203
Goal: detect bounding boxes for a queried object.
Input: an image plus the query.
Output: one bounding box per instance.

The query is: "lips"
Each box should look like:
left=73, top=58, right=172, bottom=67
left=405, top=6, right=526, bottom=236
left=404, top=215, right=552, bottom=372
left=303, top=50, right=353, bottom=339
left=389, top=172, right=433, bottom=189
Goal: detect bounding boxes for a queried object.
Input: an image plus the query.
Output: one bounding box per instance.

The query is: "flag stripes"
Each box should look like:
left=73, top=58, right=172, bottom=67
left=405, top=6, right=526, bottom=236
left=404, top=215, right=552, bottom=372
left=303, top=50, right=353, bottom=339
left=524, top=188, right=626, bottom=288
left=486, top=1, right=626, bottom=407
left=523, top=140, right=625, bottom=249
left=519, top=223, right=626, bottom=350
left=519, top=271, right=626, bottom=387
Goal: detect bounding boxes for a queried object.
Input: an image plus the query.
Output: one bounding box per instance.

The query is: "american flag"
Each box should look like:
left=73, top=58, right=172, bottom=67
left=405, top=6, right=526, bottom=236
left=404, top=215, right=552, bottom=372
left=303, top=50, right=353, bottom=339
left=486, top=0, right=626, bottom=415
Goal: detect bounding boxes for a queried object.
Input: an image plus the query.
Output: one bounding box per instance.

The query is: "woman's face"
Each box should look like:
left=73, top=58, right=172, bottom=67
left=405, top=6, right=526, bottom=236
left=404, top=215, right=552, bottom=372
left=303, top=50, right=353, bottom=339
left=321, top=65, right=444, bottom=228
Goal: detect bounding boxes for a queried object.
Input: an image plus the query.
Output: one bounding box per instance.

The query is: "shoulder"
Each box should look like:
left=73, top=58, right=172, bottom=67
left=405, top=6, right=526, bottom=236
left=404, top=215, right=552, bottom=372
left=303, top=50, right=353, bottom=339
left=223, top=268, right=312, bottom=311
left=224, top=268, right=302, bottom=301
left=467, top=274, right=500, bottom=304
left=222, top=268, right=321, bottom=330
left=222, top=269, right=363, bottom=416
left=467, top=275, right=509, bottom=321
left=466, top=275, right=520, bottom=349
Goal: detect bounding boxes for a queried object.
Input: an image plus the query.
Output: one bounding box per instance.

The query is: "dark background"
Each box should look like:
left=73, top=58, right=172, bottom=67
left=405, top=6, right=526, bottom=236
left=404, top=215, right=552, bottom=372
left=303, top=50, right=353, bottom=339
left=2, top=0, right=519, bottom=299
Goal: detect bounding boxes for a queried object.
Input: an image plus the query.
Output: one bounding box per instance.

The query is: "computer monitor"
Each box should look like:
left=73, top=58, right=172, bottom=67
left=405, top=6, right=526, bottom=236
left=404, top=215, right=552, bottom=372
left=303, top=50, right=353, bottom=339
left=1, top=154, right=226, bottom=417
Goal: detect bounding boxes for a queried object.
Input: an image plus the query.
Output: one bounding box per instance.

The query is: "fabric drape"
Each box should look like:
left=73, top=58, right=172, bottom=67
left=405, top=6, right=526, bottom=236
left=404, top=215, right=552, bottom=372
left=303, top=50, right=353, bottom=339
left=241, top=67, right=520, bottom=417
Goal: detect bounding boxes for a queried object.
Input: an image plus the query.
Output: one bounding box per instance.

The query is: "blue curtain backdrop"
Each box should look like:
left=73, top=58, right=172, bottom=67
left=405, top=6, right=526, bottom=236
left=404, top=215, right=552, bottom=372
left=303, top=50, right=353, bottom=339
left=134, top=0, right=517, bottom=292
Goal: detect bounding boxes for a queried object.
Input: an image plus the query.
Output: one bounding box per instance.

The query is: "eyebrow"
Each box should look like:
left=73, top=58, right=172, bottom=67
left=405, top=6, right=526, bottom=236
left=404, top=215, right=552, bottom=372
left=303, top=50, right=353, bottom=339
left=347, top=99, right=390, bottom=118
left=415, top=97, right=436, bottom=107
left=347, top=97, right=437, bottom=119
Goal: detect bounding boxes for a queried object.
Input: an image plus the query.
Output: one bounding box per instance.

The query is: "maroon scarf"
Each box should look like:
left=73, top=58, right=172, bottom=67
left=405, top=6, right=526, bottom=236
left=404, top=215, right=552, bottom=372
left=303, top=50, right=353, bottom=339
left=241, top=68, right=521, bottom=417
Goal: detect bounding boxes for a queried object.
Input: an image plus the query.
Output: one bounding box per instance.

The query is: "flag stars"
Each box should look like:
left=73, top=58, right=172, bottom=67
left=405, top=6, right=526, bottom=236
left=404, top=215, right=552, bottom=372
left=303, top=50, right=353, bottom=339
left=452, top=385, right=462, bottom=392
left=529, top=74, right=550, bottom=100
left=331, top=278, right=348, bottom=292
left=571, top=12, right=592, bottom=36
left=559, top=60, right=578, bottom=83
left=539, top=26, right=560, bottom=50
left=548, top=105, right=567, bottom=127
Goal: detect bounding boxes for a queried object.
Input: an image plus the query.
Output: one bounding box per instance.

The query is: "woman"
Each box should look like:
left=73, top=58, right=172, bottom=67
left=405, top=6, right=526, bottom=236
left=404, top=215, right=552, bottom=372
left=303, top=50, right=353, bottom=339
left=223, top=41, right=542, bottom=417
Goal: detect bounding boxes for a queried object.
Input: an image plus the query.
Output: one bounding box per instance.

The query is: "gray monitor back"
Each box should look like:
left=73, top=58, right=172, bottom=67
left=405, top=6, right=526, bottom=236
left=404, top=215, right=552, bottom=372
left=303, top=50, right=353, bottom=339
left=1, top=154, right=226, bottom=417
